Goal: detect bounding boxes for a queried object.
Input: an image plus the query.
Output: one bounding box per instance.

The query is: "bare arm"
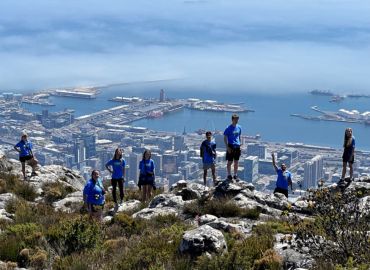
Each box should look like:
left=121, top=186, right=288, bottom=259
left=271, top=153, right=278, bottom=172
left=224, top=135, right=231, bottom=153
left=14, top=146, right=20, bottom=153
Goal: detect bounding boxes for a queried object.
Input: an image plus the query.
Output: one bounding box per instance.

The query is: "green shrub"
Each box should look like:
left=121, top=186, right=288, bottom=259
left=0, top=235, right=23, bottom=262
left=184, top=198, right=261, bottom=219
left=254, top=249, right=282, bottom=270
left=47, top=216, right=102, bottom=256
left=6, top=223, right=43, bottom=247
left=13, top=181, right=38, bottom=201
left=295, top=189, right=370, bottom=266
left=42, top=181, right=75, bottom=204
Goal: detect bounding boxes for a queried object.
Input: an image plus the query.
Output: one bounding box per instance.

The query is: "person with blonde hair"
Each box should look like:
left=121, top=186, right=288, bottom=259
left=105, top=148, right=126, bottom=207
left=341, top=127, right=355, bottom=182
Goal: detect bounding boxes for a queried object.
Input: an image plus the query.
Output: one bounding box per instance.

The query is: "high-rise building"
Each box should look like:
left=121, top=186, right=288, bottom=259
left=246, top=143, right=266, bottom=159
left=244, top=156, right=259, bottom=182
left=128, top=152, right=142, bottom=183
left=258, top=159, right=275, bottom=175
left=277, top=148, right=299, bottom=167
left=74, top=139, right=86, bottom=164
left=163, top=153, right=178, bottom=175
left=303, top=155, right=324, bottom=189
left=174, top=135, right=185, bottom=151
left=82, top=134, right=96, bottom=159
left=160, top=89, right=165, bottom=102
left=151, top=152, right=163, bottom=176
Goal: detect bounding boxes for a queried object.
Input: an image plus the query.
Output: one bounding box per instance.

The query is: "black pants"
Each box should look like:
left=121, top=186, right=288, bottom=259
left=111, top=178, right=124, bottom=203
left=274, top=187, right=288, bottom=198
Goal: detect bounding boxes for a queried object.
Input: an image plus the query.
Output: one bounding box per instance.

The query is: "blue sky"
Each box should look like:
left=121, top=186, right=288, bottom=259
left=1, top=0, right=370, bottom=92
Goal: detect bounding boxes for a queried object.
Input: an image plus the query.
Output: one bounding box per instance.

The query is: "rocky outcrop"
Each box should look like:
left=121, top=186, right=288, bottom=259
left=133, top=207, right=179, bottom=219
left=0, top=193, right=16, bottom=221
left=179, top=225, right=227, bottom=256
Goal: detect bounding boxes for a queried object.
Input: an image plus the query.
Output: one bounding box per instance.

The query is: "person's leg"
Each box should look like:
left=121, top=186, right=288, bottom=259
left=147, top=185, right=153, bottom=201
left=118, top=179, right=124, bottom=203
left=211, top=165, right=216, bottom=185
left=30, top=158, right=38, bottom=174
left=341, top=162, right=347, bottom=179
left=203, top=169, right=208, bottom=186
left=349, top=162, right=354, bottom=179
left=142, top=185, right=147, bottom=202
left=233, top=160, right=239, bottom=177
left=21, top=162, right=26, bottom=180
left=111, top=179, right=117, bottom=204
left=227, top=161, right=232, bottom=178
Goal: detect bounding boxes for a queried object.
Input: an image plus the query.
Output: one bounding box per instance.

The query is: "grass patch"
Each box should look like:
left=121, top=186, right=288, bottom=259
left=184, top=198, right=261, bottom=219
left=42, top=181, right=75, bottom=204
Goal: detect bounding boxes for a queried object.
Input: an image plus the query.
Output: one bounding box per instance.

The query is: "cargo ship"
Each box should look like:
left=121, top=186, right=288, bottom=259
left=309, top=89, right=334, bottom=96
left=51, top=89, right=97, bottom=99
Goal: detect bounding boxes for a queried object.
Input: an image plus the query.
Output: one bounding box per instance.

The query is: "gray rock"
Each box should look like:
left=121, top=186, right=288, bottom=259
left=133, top=207, right=178, bottom=219
left=274, top=234, right=313, bottom=270
left=0, top=193, right=16, bottom=221
left=149, top=194, right=184, bottom=209
left=52, top=191, right=83, bottom=213
left=198, top=214, right=218, bottom=225
left=214, top=179, right=243, bottom=198
left=103, top=216, right=113, bottom=224
left=180, top=225, right=227, bottom=255
left=116, top=199, right=141, bottom=213
left=177, top=183, right=209, bottom=201
left=254, top=191, right=290, bottom=210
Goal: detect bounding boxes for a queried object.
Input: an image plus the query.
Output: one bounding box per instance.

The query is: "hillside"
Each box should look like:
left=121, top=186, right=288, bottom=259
left=0, top=151, right=369, bottom=270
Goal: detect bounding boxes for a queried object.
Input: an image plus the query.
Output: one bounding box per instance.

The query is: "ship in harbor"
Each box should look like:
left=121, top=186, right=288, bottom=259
left=309, top=89, right=334, bottom=96
left=186, top=99, right=254, bottom=113
left=50, top=88, right=98, bottom=99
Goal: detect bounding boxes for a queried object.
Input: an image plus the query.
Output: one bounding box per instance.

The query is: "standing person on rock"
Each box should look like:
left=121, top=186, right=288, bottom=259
left=224, top=114, right=242, bottom=181
left=341, top=127, right=355, bottom=183
left=83, top=170, right=106, bottom=221
left=200, top=131, right=217, bottom=186
left=271, top=152, right=292, bottom=198
left=138, top=150, right=155, bottom=202
left=105, top=148, right=126, bottom=208
left=14, top=132, right=38, bottom=180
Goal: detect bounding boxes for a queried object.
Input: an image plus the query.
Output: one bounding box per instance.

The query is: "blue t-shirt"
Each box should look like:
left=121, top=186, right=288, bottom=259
left=276, top=168, right=292, bottom=190
left=223, top=124, right=242, bottom=146
left=139, top=159, right=155, bottom=175
left=106, top=159, right=126, bottom=179
left=15, top=140, right=33, bottom=157
left=200, top=140, right=216, bottom=164
left=83, top=178, right=105, bottom=205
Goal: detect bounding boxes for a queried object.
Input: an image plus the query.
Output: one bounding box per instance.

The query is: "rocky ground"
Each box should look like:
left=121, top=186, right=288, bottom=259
left=0, top=151, right=369, bottom=270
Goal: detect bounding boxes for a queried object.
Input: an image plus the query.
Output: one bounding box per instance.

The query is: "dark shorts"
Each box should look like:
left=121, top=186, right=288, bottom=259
left=138, top=173, right=155, bottom=186
left=226, top=145, right=241, bottom=161
left=19, top=155, right=33, bottom=163
left=203, top=163, right=215, bottom=170
left=342, top=149, right=354, bottom=164
left=274, top=187, right=288, bottom=198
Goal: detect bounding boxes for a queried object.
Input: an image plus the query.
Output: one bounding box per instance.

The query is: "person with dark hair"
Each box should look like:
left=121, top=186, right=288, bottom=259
left=83, top=170, right=106, bottom=221
left=200, top=131, right=217, bottom=186
left=14, top=132, right=38, bottom=180
left=341, top=127, right=355, bottom=182
left=105, top=148, right=126, bottom=207
left=138, top=150, right=155, bottom=202
left=272, top=152, right=292, bottom=198
left=224, top=114, right=242, bottom=181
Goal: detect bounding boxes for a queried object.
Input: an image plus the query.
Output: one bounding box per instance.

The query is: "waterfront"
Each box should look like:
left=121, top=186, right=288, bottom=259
left=20, top=81, right=370, bottom=150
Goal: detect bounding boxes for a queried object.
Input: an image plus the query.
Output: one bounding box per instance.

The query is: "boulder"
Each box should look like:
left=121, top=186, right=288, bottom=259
left=52, top=191, right=83, bottom=213
left=0, top=193, right=16, bottom=221
left=132, top=207, right=178, bottom=219
left=149, top=194, right=184, bottom=209
left=177, top=183, right=209, bottom=201
left=198, top=214, right=218, bottom=225
left=179, top=225, right=227, bottom=255
left=116, top=200, right=141, bottom=213
left=214, top=179, right=243, bottom=198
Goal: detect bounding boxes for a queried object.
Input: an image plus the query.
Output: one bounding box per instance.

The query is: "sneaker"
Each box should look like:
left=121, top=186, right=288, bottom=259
left=227, top=175, right=232, bottom=181
left=120, top=199, right=123, bottom=205
left=31, top=171, right=38, bottom=177
left=233, top=175, right=240, bottom=182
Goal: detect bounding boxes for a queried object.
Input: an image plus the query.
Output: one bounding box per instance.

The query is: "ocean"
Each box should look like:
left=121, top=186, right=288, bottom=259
left=21, top=80, right=370, bottom=151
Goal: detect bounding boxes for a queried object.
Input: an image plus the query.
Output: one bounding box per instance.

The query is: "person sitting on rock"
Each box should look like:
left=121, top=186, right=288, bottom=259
left=83, top=170, right=106, bottom=221
left=138, top=150, right=155, bottom=202
left=14, top=132, right=38, bottom=180
left=341, top=127, right=355, bottom=183
left=105, top=148, right=126, bottom=208
left=271, top=152, right=292, bottom=198
left=224, top=114, right=242, bottom=181
left=200, top=131, right=217, bottom=186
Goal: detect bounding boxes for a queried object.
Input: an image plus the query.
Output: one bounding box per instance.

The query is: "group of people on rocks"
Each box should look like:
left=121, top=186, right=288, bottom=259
left=14, top=115, right=356, bottom=220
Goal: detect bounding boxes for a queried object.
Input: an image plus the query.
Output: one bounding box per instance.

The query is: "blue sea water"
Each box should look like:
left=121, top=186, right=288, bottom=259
left=21, top=81, right=370, bottom=151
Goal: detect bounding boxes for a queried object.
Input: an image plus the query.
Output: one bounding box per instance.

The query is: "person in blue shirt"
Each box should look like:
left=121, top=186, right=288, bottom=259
left=138, top=150, right=155, bottom=202
left=14, top=133, right=38, bottom=180
left=105, top=148, right=126, bottom=206
left=341, top=127, right=355, bottom=182
left=83, top=170, right=106, bottom=220
left=271, top=152, right=292, bottom=198
left=200, top=131, right=217, bottom=186
left=224, top=114, right=242, bottom=181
